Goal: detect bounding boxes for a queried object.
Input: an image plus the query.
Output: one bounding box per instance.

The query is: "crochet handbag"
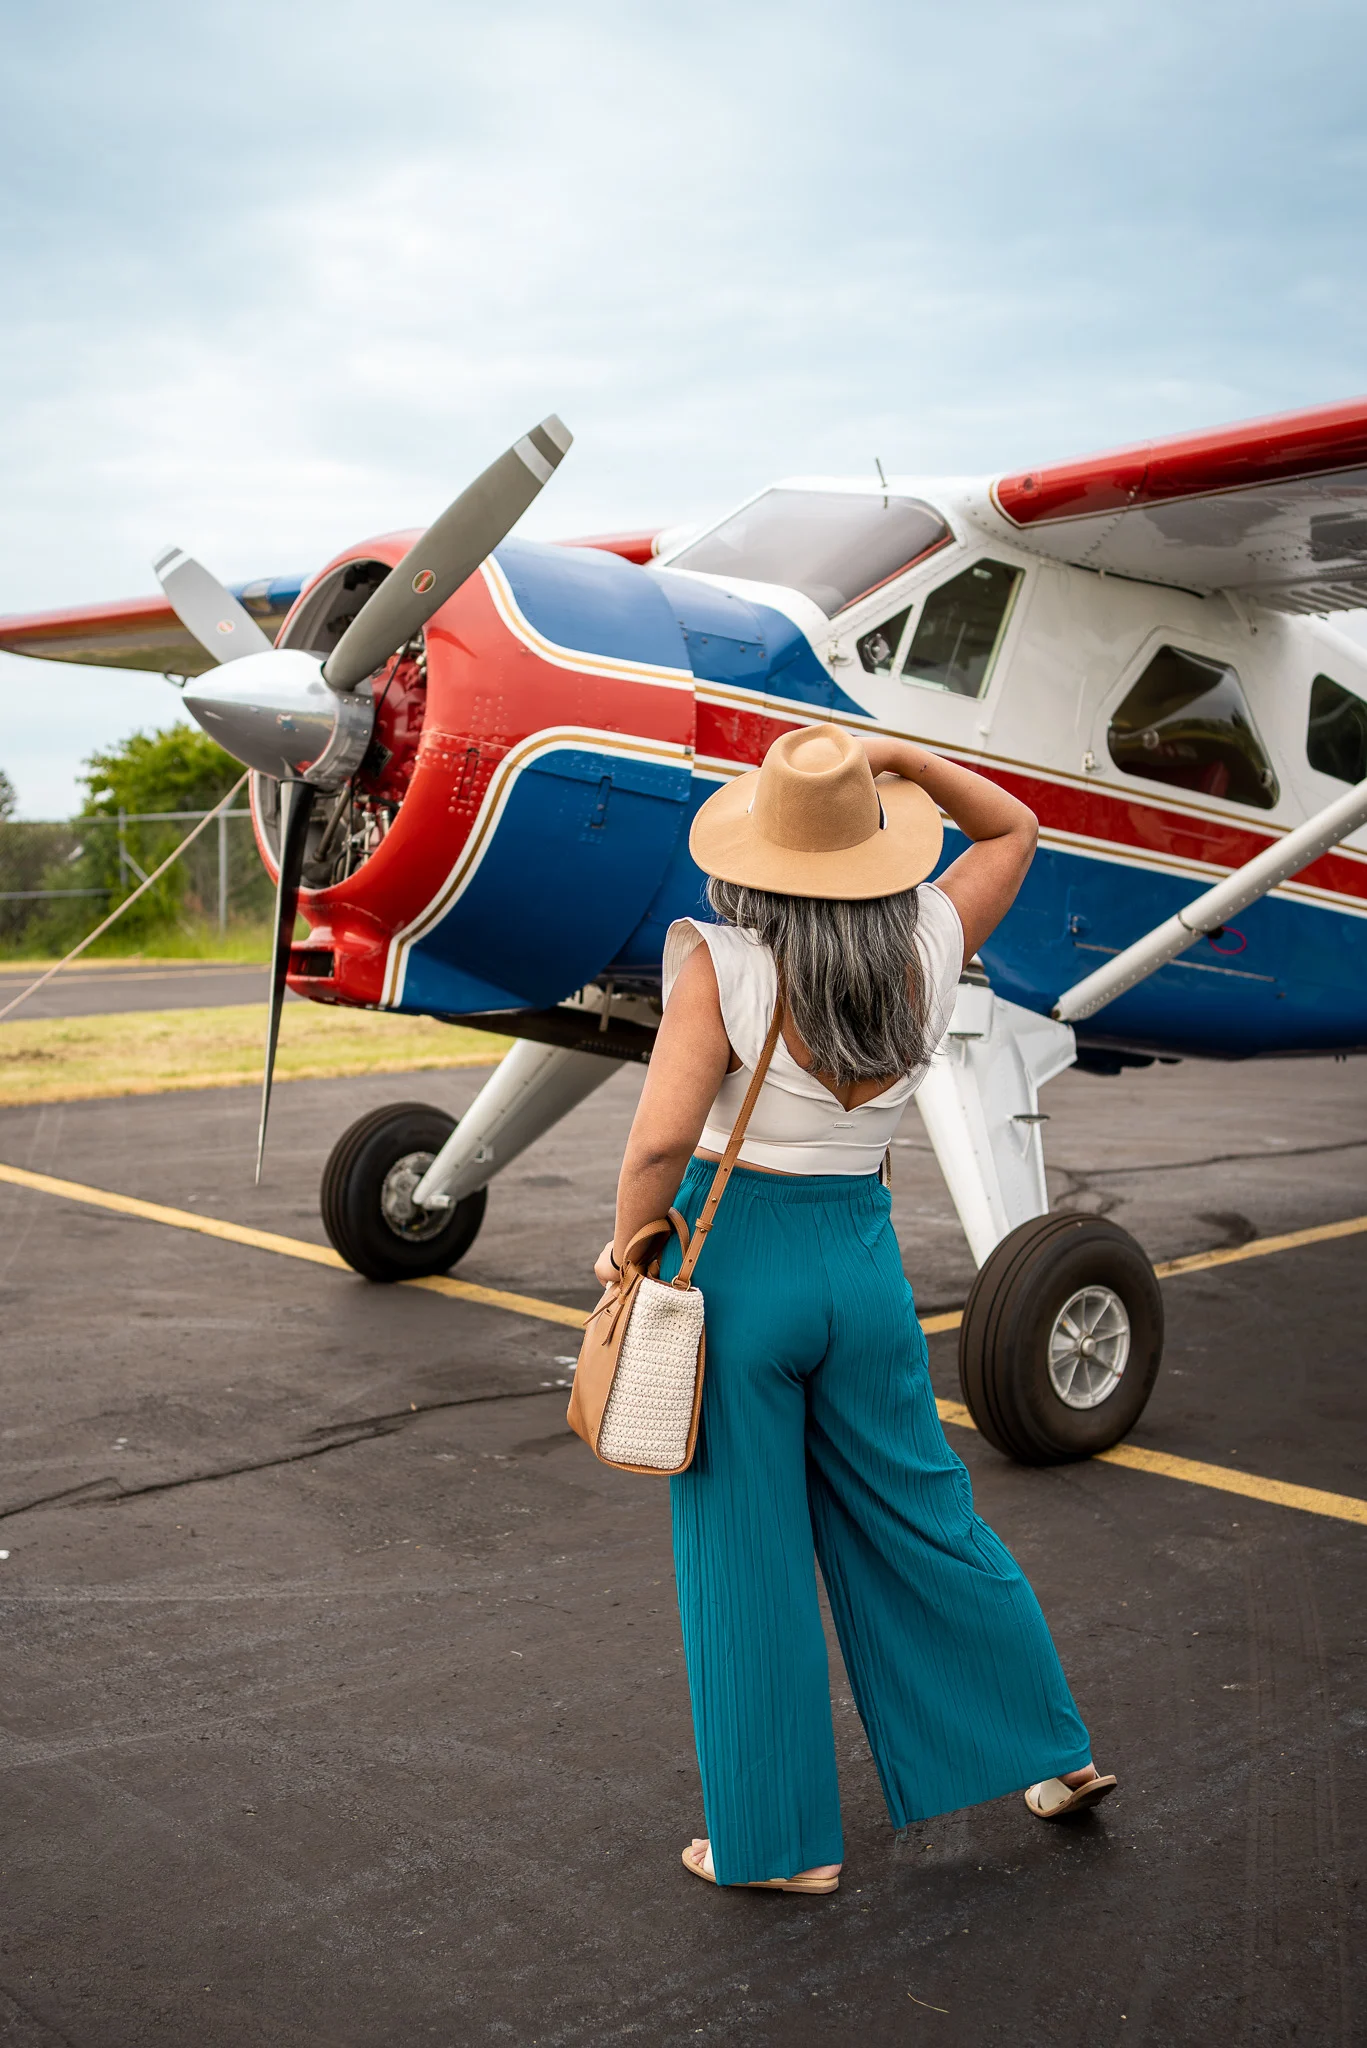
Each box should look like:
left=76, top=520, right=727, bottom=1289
left=567, top=995, right=784, bottom=1474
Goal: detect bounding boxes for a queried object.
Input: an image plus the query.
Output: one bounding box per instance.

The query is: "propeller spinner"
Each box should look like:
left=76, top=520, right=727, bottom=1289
left=154, top=415, right=573, bottom=1178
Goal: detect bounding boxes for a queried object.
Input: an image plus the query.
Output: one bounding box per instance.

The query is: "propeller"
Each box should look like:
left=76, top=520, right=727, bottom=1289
left=257, top=778, right=316, bottom=1182
left=323, top=415, right=572, bottom=691
left=152, top=546, right=275, bottom=663
left=151, top=413, right=574, bottom=1177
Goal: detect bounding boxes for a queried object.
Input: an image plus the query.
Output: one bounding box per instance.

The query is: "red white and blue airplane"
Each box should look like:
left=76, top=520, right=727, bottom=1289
left=5, top=396, right=1367, bottom=1464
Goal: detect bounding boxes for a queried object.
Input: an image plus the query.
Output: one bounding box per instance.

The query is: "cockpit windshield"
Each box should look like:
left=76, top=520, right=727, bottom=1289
left=669, top=488, right=951, bottom=616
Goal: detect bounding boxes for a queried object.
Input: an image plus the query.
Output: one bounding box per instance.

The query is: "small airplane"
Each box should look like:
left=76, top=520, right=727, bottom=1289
left=5, top=396, right=1367, bottom=1467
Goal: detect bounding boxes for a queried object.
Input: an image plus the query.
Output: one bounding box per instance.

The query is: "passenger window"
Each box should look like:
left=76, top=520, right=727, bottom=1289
left=899, top=559, right=1021, bottom=698
left=1306, top=673, right=1367, bottom=785
left=856, top=607, right=911, bottom=675
left=1108, top=646, right=1279, bottom=809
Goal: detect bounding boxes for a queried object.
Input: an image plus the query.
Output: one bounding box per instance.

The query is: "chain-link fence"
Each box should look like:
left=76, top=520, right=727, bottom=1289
left=0, top=807, right=274, bottom=950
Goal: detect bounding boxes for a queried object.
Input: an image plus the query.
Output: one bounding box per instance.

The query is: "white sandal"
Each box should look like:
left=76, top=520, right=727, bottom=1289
left=1024, top=1771, right=1117, bottom=1819
left=682, top=1839, right=840, bottom=1894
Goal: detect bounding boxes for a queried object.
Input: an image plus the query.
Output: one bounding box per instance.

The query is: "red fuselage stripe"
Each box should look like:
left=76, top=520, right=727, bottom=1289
left=694, top=699, right=1367, bottom=906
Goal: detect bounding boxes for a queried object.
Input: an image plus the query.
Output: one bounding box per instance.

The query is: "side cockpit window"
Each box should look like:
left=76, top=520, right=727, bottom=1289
left=1307, top=673, right=1367, bottom=785
left=899, top=559, right=1022, bottom=699
left=1108, top=646, right=1279, bottom=809
left=855, top=561, right=1023, bottom=694
left=856, top=607, right=911, bottom=675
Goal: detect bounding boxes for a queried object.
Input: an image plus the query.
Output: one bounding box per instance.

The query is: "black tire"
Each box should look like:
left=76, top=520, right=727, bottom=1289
left=957, top=1214, right=1163, bottom=1465
left=320, top=1101, right=487, bottom=1282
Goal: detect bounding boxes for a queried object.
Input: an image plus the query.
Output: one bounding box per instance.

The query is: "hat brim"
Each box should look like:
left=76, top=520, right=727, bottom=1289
left=690, top=770, right=944, bottom=901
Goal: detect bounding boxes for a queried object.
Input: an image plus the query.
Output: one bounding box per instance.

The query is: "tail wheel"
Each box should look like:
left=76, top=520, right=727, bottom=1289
left=957, top=1214, right=1163, bottom=1465
left=320, top=1101, right=487, bottom=1282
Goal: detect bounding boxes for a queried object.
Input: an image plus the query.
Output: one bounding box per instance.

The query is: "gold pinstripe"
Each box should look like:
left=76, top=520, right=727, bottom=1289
left=481, top=557, right=692, bottom=688
left=380, top=726, right=692, bottom=1008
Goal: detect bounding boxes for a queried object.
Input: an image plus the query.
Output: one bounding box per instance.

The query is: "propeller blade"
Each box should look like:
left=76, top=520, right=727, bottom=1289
left=255, top=779, right=315, bottom=1183
left=154, top=546, right=276, bottom=664
left=322, top=414, right=573, bottom=692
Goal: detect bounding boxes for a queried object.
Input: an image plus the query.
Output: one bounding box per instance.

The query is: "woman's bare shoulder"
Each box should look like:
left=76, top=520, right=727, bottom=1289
left=655, top=935, right=736, bottom=1071
left=666, top=935, right=722, bottom=1010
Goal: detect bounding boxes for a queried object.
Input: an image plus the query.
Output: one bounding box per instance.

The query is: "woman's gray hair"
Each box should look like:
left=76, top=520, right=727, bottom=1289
left=706, top=877, right=933, bottom=1086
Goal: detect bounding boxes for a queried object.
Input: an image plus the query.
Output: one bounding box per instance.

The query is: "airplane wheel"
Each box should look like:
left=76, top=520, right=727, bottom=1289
left=320, top=1101, right=487, bottom=1282
left=957, top=1215, right=1163, bottom=1465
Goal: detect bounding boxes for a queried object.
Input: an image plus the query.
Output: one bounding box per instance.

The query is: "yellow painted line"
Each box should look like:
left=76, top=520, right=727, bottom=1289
left=1152, top=1212, right=1367, bottom=1278
left=933, top=1398, right=1367, bottom=1526
left=4, top=1158, right=1367, bottom=1521
left=1091, top=1443, right=1367, bottom=1525
left=401, top=1272, right=584, bottom=1328
left=921, top=1310, right=963, bottom=1335
left=936, top=1399, right=976, bottom=1428
left=917, top=1210, right=1367, bottom=1340
left=0, top=1162, right=586, bottom=1331
left=0, top=1161, right=346, bottom=1266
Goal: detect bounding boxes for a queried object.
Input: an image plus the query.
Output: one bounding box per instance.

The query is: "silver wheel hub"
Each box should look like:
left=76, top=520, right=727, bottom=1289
left=1047, top=1285, right=1130, bottom=1409
left=380, top=1151, right=449, bottom=1242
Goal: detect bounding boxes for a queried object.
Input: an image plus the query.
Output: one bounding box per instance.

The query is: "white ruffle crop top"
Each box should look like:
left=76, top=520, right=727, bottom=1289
left=661, top=882, right=965, bottom=1177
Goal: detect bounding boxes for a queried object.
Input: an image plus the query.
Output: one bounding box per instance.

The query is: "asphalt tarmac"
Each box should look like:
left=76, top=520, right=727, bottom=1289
left=1, top=1052, right=1364, bottom=2045
left=0, top=961, right=274, bottom=1020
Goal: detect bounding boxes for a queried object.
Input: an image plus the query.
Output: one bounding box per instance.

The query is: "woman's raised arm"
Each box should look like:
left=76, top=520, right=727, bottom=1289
left=859, top=735, right=1037, bottom=963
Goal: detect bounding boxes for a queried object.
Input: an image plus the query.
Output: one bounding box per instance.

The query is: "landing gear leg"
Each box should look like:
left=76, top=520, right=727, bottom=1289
left=915, top=982, right=1164, bottom=1462
left=321, top=1039, right=624, bottom=1282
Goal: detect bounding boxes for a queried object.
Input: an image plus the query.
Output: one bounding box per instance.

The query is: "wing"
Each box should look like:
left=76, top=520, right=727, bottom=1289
left=0, top=576, right=304, bottom=675
left=988, top=395, right=1367, bottom=614
left=0, top=535, right=667, bottom=678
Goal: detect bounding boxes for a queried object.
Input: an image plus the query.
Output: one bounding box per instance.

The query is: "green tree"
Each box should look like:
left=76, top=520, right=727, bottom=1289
left=67, top=723, right=251, bottom=940
left=0, top=769, right=76, bottom=952
left=2, top=725, right=269, bottom=957
left=80, top=722, right=243, bottom=820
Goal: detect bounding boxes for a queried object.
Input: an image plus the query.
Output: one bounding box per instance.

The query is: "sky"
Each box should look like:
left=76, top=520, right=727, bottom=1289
left=3, top=0, right=1367, bottom=814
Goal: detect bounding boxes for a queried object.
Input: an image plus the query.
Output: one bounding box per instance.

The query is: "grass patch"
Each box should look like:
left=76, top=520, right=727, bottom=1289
left=0, top=920, right=276, bottom=966
left=0, top=1003, right=512, bottom=1106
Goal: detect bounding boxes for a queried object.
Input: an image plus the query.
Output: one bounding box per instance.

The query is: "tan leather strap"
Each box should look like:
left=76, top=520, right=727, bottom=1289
left=587, top=1210, right=691, bottom=1344
left=672, top=989, right=785, bottom=1289
left=623, top=1214, right=688, bottom=1273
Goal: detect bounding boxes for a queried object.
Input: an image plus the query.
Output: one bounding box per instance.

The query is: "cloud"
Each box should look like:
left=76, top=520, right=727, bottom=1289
left=3, top=0, right=1367, bottom=810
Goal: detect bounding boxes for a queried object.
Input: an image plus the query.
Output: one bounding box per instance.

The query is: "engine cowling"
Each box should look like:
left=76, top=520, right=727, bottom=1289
left=254, top=535, right=698, bottom=1015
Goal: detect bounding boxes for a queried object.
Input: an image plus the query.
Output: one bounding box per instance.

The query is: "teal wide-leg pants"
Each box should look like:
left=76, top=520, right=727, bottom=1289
left=660, top=1160, right=1092, bottom=1887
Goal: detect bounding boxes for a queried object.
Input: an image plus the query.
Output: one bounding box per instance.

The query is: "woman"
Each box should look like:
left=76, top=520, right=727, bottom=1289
left=595, top=722, right=1114, bottom=1895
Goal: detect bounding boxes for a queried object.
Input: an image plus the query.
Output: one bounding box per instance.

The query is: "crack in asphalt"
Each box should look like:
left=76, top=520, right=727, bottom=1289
left=9, top=1132, right=1362, bottom=1523
left=0, top=1984, right=80, bottom=2048
left=299, top=1381, right=569, bottom=1442
left=899, top=1132, right=1367, bottom=1179
left=1055, top=1134, right=1367, bottom=1180
left=1042, top=1133, right=1367, bottom=1232
left=0, top=1383, right=568, bottom=1522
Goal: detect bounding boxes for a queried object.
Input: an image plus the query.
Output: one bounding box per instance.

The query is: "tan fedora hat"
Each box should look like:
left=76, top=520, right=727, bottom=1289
left=690, top=722, right=942, bottom=900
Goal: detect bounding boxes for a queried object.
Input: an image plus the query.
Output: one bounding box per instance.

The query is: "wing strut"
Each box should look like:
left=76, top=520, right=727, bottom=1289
left=1053, top=777, right=1367, bottom=1023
